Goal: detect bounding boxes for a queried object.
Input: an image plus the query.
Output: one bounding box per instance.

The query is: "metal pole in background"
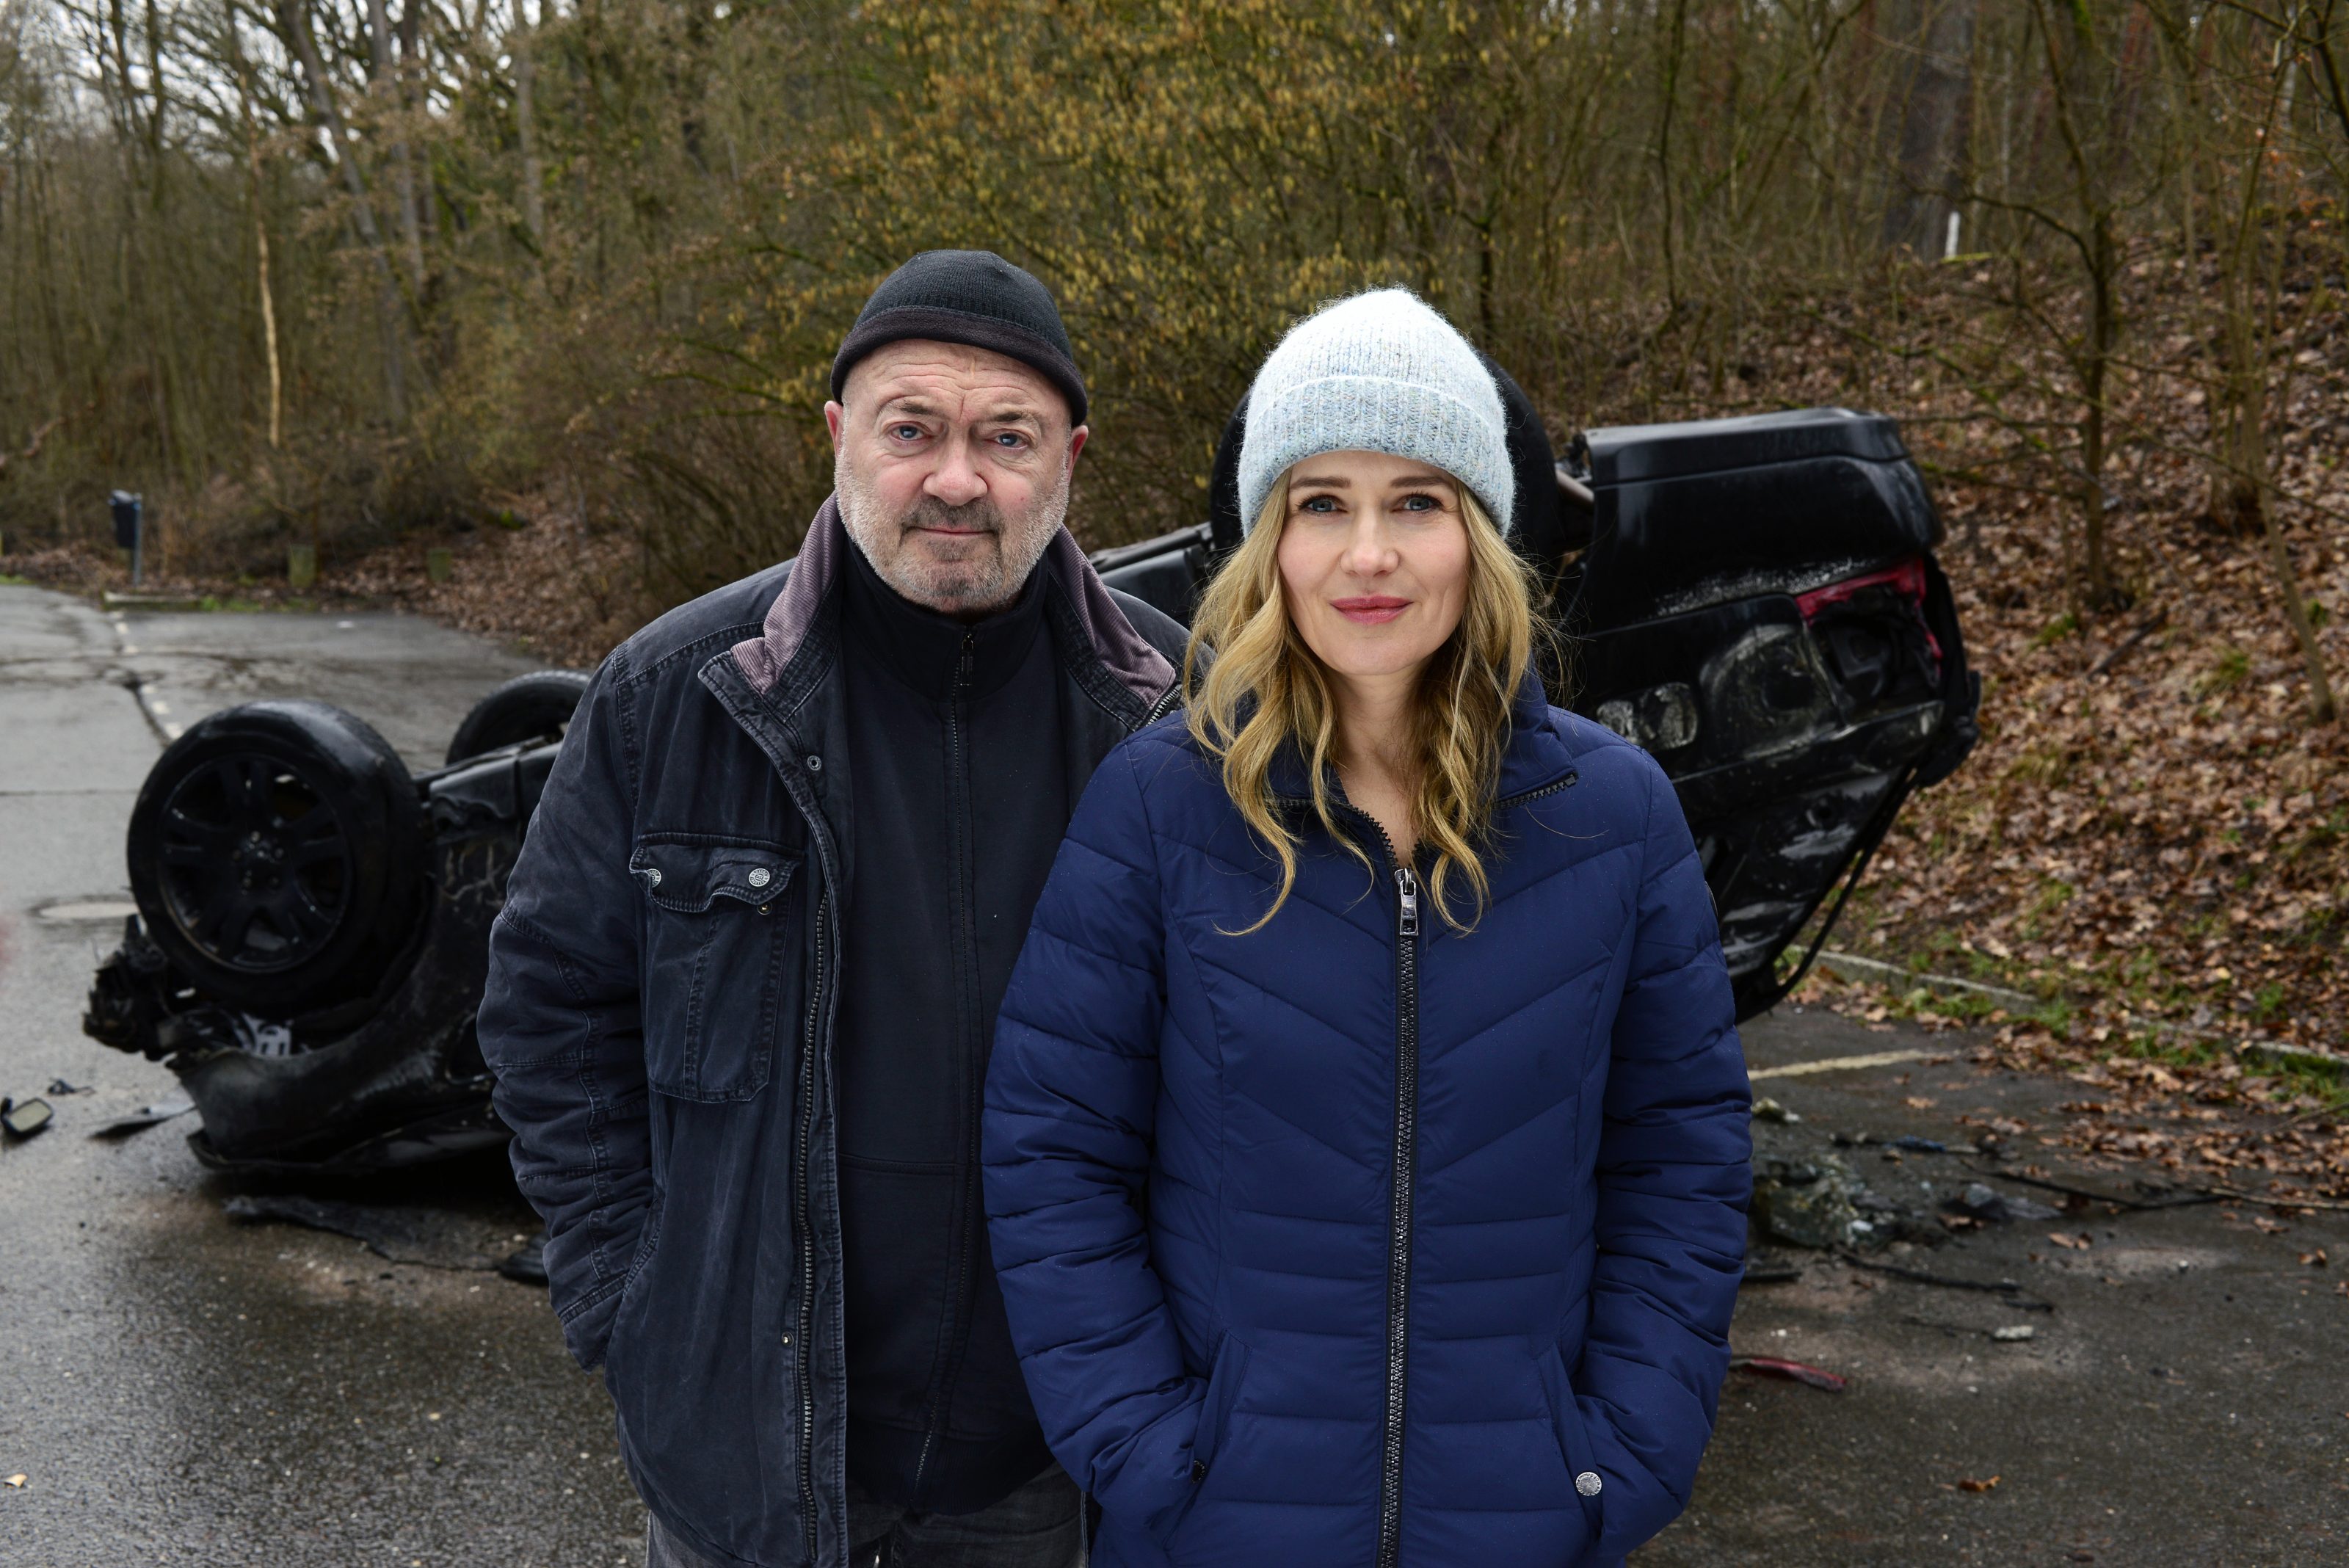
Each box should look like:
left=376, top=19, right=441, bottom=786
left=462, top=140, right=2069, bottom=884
left=109, top=492, right=143, bottom=587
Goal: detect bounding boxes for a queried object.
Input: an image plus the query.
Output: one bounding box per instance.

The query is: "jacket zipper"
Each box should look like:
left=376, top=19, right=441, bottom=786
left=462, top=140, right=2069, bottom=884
left=1317, top=802, right=1418, bottom=1568
left=708, top=590, right=1169, bottom=1561
left=1377, top=853, right=1419, bottom=1568
left=1495, top=770, right=1579, bottom=811
left=1321, top=774, right=1570, bottom=1567
left=796, top=892, right=831, bottom=1564
left=912, top=628, right=981, bottom=1502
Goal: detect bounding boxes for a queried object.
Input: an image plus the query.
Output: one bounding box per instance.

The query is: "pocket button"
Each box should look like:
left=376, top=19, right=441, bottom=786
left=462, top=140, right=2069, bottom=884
left=748, top=867, right=771, bottom=888
left=1575, top=1471, right=1602, bottom=1498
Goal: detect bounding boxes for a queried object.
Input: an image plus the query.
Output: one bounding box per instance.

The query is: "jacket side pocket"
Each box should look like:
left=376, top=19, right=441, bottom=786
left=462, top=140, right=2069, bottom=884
left=1541, top=1342, right=1607, bottom=1544
left=1152, top=1332, right=1252, bottom=1547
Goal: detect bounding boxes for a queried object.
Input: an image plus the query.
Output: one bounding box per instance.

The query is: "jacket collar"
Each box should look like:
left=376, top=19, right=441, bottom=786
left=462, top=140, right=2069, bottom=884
left=839, top=524, right=1048, bottom=702
left=728, top=496, right=1176, bottom=721
left=1264, top=669, right=1577, bottom=805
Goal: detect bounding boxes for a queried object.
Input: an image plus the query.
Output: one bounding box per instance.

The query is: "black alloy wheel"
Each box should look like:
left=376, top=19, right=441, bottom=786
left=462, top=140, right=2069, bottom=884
left=126, top=700, right=426, bottom=1015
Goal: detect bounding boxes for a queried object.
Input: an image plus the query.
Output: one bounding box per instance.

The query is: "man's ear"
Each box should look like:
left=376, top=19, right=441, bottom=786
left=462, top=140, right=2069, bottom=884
left=1067, top=424, right=1089, bottom=469
left=824, top=400, right=846, bottom=449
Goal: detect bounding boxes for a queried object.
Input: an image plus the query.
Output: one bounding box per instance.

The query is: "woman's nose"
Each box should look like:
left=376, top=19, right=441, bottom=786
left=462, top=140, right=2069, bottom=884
left=1342, top=518, right=1396, bottom=577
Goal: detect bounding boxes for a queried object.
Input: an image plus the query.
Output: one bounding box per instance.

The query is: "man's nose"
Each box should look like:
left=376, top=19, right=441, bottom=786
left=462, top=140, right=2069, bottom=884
left=925, top=432, right=988, bottom=508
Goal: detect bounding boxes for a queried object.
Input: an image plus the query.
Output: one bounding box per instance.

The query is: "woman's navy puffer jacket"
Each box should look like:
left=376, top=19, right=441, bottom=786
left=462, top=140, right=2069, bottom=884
left=982, top=682, right=1751, bottom=1567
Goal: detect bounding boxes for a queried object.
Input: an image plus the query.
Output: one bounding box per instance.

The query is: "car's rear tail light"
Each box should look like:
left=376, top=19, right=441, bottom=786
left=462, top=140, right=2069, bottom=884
left=1804, top=553, right=1935, bottom=694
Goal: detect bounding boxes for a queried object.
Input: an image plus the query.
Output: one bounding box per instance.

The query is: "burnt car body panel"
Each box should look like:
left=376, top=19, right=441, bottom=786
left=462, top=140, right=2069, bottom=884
left=86, top=744, right=557, bottom=1172
left=87, top=403, right=1978, bottom=1172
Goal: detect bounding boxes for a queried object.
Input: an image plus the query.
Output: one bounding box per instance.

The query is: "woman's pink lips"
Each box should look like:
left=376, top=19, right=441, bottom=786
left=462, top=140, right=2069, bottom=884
left=1332, top=595, right=1412, bottom=625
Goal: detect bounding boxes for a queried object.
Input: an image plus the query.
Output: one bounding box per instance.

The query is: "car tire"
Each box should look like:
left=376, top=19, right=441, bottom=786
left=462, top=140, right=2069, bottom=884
left=444, top=669, right=592, bottom=764
left=126, top=700, right=427, bottom=1016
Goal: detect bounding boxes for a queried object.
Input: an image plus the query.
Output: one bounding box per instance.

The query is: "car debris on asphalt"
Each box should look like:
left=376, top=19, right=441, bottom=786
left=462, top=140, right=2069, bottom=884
left=222, top=1193, right=502, bottom=1273
left=1, top=1095, right=54, bottom=1139
left=87, top=1095, right=195, bottom=1139
left=1730, top=1357, right=1848, bottom=1393
left=1943, top=1180, right=2063, bottom=1226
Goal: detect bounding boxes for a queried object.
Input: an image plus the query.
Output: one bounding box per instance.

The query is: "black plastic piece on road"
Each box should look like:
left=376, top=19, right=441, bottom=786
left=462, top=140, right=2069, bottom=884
left=1832, top=1247, right=2055, bottom=1313
left=222, top=1193, right=500, bottom=1271
left=1958, top=1162, right=2223, bottom=1213
left=498, top=1230, right=549, bottom=1285
left=88, top=1097, right=194, bottom=1139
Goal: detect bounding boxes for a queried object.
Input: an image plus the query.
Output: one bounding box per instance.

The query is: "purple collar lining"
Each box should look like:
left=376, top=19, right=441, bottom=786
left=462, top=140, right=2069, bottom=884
left=729, top=496, right=1174, bottom=711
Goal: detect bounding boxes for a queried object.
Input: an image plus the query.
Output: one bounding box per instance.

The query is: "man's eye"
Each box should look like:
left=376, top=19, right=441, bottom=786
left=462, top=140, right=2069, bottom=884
left=993, top=432, right=1028, bottom=449
left=889, top=424, right=923, bottom=441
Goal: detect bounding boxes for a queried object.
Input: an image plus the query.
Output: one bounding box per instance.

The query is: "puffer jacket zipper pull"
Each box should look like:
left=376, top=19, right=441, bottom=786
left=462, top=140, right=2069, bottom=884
left=1395, top=866, right=1418, bottom=937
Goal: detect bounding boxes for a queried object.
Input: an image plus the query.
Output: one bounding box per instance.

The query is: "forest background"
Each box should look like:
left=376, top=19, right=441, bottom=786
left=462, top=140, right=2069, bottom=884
left=5, top=0, right=2349, bottom=1191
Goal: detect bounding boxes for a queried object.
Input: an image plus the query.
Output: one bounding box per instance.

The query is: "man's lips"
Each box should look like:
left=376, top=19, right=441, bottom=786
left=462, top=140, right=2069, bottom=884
left=1332, top=595, right=1412, bottom=625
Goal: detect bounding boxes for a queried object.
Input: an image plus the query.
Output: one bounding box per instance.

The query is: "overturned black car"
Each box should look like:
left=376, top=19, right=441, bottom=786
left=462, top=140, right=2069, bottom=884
left=84, top=402, right=1978, bottom=1174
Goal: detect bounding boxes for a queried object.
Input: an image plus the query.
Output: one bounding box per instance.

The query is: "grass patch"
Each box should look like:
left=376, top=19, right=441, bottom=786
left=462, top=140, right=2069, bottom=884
left=195, top=594, right=315, bottom=613
left=2006, top=742, right=2071, bottom=785
left=2195, top=643, right=2252, bottom=697
left=2033, top=611, right=2079, bottom=647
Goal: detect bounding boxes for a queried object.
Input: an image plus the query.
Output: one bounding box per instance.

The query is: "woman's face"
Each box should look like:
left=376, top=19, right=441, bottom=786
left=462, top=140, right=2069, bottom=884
left=1276, top=451, right=1473, bottom=688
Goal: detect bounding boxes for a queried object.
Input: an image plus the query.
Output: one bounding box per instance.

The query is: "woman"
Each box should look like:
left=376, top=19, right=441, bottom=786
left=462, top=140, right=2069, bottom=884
left=981, top=289, right=1750, bottom=1568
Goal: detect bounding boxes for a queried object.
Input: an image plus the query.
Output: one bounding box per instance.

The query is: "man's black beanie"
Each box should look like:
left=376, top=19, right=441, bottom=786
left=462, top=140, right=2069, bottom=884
left=829, top=250, right=1088, bottom=424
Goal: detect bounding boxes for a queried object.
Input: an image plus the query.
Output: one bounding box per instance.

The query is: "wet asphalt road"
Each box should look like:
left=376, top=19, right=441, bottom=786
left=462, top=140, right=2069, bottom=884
left=0, top=587, right=646, bottom=1566
left=1642, top=1006, right=2349, bottom=1567
left=3, top=584, right=2346, bottom=1566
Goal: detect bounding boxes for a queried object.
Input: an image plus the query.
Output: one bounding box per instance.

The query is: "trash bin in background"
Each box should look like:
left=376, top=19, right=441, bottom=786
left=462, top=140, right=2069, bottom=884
left=109, top=490, right=143, bottom=585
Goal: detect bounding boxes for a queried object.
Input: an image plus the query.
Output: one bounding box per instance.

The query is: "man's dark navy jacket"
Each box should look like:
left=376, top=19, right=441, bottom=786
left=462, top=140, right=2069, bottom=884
left=477, top=498, right=1186, bottom=1567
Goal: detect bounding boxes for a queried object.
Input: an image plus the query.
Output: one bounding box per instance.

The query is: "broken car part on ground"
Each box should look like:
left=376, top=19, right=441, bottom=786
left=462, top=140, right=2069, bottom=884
left=80, top=402, right=1978, bottom=1177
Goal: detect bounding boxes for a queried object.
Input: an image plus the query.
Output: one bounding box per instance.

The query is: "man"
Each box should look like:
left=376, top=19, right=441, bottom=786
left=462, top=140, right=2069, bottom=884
left=479, top=251, right=1188, bottom=1568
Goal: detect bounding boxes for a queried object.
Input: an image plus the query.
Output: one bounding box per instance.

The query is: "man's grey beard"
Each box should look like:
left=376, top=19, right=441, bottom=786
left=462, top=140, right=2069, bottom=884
left=835, top=451, right=1070, bottom=617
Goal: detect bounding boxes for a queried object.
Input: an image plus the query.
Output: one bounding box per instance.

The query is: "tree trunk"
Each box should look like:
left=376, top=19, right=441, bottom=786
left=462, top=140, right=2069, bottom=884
left=2081, top=207, right=2116, bottom=607
left=277, top=0, right=415, bottom=422
left=366, top=0, right=426, bottom=293
left=1881, top=0, right=1980, bottom=255
left=514, top=0, right=549, bottom=255
left=236, top=66, right=283, bottom=451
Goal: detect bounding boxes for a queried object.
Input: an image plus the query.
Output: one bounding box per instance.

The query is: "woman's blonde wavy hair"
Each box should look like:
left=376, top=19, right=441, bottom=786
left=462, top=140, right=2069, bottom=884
left=1183, top=471, right=1539, bottom=934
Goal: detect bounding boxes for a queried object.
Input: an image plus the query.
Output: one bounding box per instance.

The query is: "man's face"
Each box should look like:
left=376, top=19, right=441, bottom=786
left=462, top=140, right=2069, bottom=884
left=827, top=340, right=1087, bottom=618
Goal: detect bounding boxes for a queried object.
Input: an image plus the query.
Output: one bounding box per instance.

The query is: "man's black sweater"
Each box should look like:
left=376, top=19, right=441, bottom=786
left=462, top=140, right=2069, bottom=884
left=833, top=540, right=1072, bottom=1515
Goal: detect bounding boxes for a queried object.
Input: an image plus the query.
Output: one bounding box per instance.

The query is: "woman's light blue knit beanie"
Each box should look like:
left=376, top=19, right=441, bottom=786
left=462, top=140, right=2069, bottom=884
left=1236, top=288, right=1514, bottom=538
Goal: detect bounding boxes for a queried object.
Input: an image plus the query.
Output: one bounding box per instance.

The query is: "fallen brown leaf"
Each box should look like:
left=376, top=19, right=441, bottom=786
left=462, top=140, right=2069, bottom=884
left=1957, top=1475, right=2002, bottom=1493
left=2301, top=1249, right=2328, bottom=1267
left=2048, top=1232, right=2093, bottom=1250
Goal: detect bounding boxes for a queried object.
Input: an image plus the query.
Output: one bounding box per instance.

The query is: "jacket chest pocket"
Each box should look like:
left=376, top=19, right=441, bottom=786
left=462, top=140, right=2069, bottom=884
left=631, top=834, right=801, bottom=1102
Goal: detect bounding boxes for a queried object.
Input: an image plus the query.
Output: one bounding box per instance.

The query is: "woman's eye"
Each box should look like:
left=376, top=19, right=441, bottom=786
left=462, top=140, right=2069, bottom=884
left=1298, top=495, right=1340, bottom=514
left=1397, top=493, right=1439, bottom=513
